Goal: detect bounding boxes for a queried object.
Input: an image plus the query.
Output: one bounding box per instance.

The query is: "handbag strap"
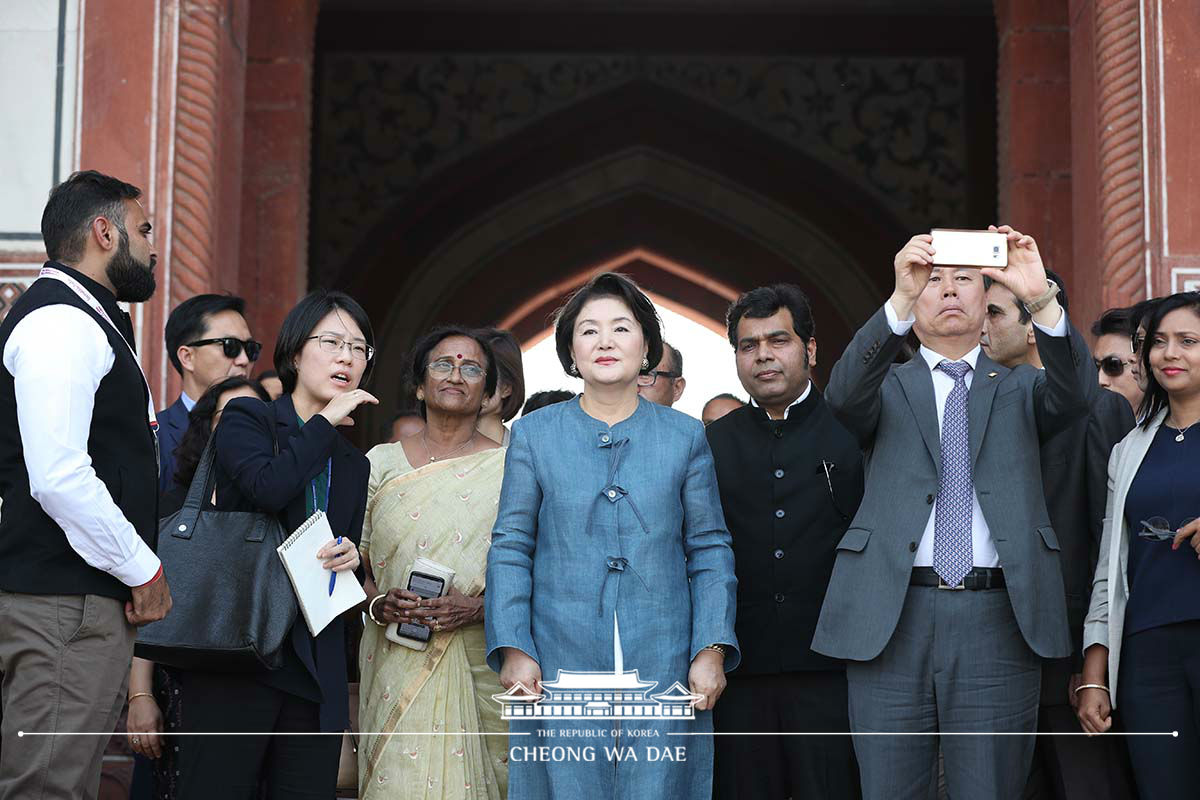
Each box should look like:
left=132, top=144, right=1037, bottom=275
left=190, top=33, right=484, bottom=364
left=175, top=400, right=279, bottom=538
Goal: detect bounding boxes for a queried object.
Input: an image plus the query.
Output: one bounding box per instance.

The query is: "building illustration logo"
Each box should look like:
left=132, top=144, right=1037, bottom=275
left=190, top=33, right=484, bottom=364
left=492, top=614, right=703, bottom=721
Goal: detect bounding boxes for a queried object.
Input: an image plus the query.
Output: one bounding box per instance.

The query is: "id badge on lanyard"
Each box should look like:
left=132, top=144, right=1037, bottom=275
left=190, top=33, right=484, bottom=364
left=38, top=267, right=161, bottom=467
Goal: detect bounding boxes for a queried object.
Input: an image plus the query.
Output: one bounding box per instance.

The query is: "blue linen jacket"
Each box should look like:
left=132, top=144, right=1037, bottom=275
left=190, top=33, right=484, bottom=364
left=486, top=396, right=739, bottom=800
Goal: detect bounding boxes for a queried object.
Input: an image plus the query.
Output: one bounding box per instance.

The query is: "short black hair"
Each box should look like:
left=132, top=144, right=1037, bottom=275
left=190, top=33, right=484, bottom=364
left=726, top=284, right=815, bottom=348
left=661, top=341, right=683, bottom=376
left=257, top=369, right=279, bottom=380
left=521, top=389, right=576, bottom=416
left=274, top=290, right=375, bottom=395
left=553, top=273, right=663, bottom=377
left=1091, top=306, right=1139, bottom=339
left=165, top=294, right=248, bottom=375
left=1137, top=291, right=1200, bottom=427
left=172, top=376, right=270, bottom=487
left=475, top=327, right=526, bottom=422
left=41, top=170, right=142, bottom=263
left=408, top=325, right=498, bottom=418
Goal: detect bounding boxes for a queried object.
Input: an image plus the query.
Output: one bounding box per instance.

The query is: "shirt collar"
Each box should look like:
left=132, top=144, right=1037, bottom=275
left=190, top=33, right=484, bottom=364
left=749, top=379, right=812, bottom=420
left=918, top=344, right=981, bottom=373
left=180, top=391, right=197, bottom=412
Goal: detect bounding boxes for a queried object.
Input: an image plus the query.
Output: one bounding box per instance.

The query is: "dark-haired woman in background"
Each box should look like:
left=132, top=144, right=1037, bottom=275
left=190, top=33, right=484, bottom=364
left=126, top=376, right=270, bottom=799
left=1080, top=291, right=1200, bottom=798
left=171, top=290, right=378, bottom=800
left=486, top=272, right=739, bottom=800
left=357, top=325, right=508, bottom=798
left=475, top=328, right=525, bottom=446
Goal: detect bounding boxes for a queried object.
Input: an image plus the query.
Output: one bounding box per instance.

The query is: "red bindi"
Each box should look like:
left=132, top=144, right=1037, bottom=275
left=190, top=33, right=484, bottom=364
left=456, top=354, right=463, bottom=359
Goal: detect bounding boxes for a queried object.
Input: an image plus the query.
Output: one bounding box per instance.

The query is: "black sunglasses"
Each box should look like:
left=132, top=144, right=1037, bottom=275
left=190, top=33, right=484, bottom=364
left=1094, top=355, right=1127, bottom=378
left=186, top=337, right=262, bottom=362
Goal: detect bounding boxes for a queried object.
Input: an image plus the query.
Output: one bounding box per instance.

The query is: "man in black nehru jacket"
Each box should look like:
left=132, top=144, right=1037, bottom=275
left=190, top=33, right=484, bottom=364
left=706, top=284, right=864, bottom=799
left=0, top=171, right=172, bottom=799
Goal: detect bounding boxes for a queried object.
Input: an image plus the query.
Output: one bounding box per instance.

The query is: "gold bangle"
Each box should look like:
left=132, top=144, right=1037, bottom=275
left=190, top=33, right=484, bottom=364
left=1073, top=683, right=1110, bottom=695
left=368, top=593, right=387, bottom=626
left=128, top=692, right=154, bottom=703
left=702, top=644, right=728, bottom=657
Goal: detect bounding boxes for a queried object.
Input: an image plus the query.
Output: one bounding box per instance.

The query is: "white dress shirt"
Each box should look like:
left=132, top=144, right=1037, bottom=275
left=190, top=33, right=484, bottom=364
left=883, top=300, right=1067, bottom=568
left=750, top=379, right=812, bottom=420
left=2, top=304, right=161, bottom=586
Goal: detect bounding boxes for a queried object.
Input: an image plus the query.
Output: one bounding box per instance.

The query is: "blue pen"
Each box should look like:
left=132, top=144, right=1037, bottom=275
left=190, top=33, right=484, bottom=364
left=328, top=537, right=341, bottom=596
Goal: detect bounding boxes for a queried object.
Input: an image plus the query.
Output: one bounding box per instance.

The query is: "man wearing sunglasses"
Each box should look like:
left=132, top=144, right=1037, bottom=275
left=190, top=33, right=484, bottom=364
left=158, top=294, right=259, bottom=491
left=982, top=272, right=1137, bottom=800
left=1091, top=305, right=1146, bottom=415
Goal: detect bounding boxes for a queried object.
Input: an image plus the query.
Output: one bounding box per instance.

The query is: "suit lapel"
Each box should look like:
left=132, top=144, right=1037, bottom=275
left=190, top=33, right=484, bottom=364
left=272, top=395, right=306, bottom=531
left=896, top=357, right=942, bottom=479
left=967, top=353, right=1007, bottom=468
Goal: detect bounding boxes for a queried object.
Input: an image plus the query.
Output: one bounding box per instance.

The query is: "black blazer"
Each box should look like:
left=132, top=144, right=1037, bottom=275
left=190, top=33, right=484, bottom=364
left=157, top=395, right=189, bottom=493
left=212, top=393, right=369, bottom=731
left=706, top=388, right=865, bottom=674
left=1039, top=386, right=1134, bottom=686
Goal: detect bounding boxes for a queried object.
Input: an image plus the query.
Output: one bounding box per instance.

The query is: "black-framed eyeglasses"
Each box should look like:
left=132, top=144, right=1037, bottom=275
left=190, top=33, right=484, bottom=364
left=636, top=370, right=682, bottom=387
left=1094, top=355, right=1129, bottom=378
left=186, top=337, right=262, bottom=362
left=306, top=335, right=374, bottom=361
left=426, top=359, right=484, bottom=381
left=1138, top=517, right=1197, bottom=542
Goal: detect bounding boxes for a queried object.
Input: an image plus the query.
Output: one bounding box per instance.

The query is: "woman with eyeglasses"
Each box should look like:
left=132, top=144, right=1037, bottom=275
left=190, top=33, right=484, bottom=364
left=485, top=272, right=739, bottom=800
left=1079, top=291, right=1200, bottom=798
left=357, top=326, right=508, bottom=798
left=171, top=290, right=378, bottom=800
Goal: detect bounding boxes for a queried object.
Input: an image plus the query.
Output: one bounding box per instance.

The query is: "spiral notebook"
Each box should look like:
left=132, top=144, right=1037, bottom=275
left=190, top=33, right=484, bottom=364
left=277, top=511, right=366, bottom=637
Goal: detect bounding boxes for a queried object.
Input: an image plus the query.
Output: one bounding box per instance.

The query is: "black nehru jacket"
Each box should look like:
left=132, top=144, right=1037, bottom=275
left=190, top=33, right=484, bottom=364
left=0, top=264, right=158, bottom=600
left=706, top=387, right=864, bottom=674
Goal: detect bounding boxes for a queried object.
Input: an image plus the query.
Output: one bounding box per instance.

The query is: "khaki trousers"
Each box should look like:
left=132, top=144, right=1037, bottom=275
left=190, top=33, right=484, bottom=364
left=0, top=591, right=134, bottom=800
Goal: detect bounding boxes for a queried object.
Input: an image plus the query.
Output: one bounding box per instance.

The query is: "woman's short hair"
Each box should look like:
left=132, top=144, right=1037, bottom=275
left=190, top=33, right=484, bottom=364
left=552, top=273, right=663, bottom=376
left=1137, top=291, right=1200, bottom=427
left=408, top=325, right=498, bottom=418
left=173, top=376, right=270, bottom=487
left=475, top=328, right=526, bottom=422
left=273, top=290, right=375, bottom=395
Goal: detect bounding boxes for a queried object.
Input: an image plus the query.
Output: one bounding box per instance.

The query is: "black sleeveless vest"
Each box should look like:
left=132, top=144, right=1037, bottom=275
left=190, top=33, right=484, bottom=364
left=0, top=264, right=158, bottom=599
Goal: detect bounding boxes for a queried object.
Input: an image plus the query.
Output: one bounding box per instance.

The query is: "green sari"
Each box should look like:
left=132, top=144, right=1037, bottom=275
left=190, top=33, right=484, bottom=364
left=358, top=444, right=508, bottom=799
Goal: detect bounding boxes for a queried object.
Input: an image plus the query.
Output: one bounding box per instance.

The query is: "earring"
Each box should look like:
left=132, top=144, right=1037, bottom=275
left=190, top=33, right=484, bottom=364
left=569, top=361, right=578, bottom=376
left=642, top=357, right=650, bottom=370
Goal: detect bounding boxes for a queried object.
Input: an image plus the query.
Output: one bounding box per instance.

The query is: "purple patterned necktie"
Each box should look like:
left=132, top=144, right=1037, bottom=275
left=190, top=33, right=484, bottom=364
left=933, top=360, right=974, bottom=587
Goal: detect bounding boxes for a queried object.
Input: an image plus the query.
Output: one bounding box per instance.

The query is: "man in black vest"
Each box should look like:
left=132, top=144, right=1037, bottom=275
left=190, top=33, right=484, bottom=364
left=0, top=170, right=172, bottom=799
left=707, top=284, right=864, bottom=799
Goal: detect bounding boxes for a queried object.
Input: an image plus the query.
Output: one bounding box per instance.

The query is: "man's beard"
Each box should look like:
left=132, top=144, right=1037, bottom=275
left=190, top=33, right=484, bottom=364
left=105, top=227, right=157, bottom=303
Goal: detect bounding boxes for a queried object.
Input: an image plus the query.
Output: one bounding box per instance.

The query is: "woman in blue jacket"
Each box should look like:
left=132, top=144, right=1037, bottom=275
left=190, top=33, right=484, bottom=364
left=486, top=272, right=739, bottom=800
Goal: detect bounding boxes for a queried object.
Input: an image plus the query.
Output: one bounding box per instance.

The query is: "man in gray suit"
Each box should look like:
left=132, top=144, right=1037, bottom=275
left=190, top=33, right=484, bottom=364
left=812, top=227, right=1092, bottom=800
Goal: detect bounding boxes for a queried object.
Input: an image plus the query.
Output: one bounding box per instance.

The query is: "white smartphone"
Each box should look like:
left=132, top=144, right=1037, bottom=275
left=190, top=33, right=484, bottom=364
left=930, top=229, right=1008, bottom=269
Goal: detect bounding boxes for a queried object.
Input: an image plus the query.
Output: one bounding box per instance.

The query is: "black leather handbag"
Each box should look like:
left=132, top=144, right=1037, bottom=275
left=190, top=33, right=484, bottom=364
left=135, top=424, right=297, bottom=671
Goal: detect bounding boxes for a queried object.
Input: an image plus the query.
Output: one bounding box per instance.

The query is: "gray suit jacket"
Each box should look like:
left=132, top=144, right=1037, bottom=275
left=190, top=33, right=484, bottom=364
left=1083, top=409, right=1168, bottom=709
left=811, top=306, right=1092, bottom=662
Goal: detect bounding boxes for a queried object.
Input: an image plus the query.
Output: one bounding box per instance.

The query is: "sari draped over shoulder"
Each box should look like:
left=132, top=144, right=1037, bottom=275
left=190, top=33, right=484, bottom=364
left=359, top=445, right=508, bottom=799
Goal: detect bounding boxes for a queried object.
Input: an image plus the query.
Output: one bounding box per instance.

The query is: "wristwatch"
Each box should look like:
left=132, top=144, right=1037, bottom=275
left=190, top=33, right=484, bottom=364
left=702, top=643, right=729, bottom=657
left=1022, top=279, right=1060, bottom=315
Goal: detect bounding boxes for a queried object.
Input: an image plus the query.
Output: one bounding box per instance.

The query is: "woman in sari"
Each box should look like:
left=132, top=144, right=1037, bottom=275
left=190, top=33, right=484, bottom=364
left=359, top=325, right=509, bottom=798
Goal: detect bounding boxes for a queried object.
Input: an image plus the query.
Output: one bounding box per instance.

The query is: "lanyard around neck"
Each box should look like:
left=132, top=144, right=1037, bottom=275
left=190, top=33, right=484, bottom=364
left=311, top=457, right=332, bottom=513
left=37, top=266, right=159, bottom=432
